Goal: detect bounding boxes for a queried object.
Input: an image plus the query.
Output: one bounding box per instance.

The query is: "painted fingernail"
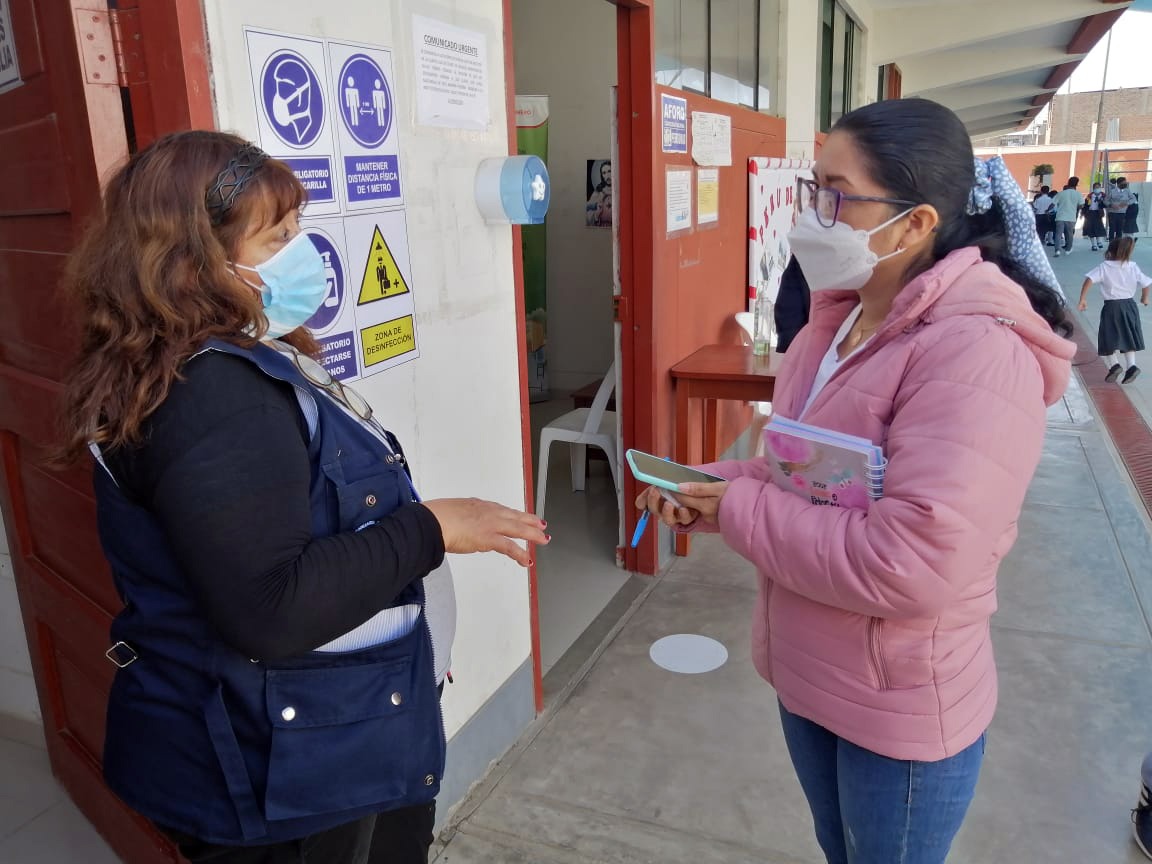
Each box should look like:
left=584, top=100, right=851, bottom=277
left=541, top=520, right=548, bottom=528
left=545, top=534, right=552, bottom=542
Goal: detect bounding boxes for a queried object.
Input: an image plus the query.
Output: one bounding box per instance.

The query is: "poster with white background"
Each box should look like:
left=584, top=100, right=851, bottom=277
left=327, top=40, right=404, bottom=211
left=246, top=29, right=341, bottom=217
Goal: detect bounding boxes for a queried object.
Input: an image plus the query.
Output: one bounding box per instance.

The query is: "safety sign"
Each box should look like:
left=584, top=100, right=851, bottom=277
left=303, top=228, right=346, bottom=333
left=0, top=0, right=21, bottom=93
left=345, top=211, right=418, bottom=373
left=328, top=41, right=404, bottom=210
left=298, top=211, right=419, bottom=380
left=246, top=30, right=340, bottom=217
left=357, top=226, right=410, bottom=305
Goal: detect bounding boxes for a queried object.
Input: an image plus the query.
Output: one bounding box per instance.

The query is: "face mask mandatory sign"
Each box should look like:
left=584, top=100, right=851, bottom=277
left=357, top=225, right=410, bottom=304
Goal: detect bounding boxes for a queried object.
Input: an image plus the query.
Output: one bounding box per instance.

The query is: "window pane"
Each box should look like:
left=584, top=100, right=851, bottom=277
left=829, top=6, right=847, bottom=126
left=655, top=0, right=708, bottom=95
left=758, top=0, right=781, bottom=113
left=818, top=0, right=835, bottom=131
left=710, top=0, right=757, bottom=108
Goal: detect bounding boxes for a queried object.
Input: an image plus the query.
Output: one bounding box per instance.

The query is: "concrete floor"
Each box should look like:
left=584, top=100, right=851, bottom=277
left=434, top=387, right=1152, bottom=857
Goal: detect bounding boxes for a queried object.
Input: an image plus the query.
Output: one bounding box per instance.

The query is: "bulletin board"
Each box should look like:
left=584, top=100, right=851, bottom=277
left=747, top=157, right=813, bottom=307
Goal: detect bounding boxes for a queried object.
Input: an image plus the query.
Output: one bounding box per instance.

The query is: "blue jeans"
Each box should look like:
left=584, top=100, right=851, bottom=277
left=779, top=703, right=984, bottom=864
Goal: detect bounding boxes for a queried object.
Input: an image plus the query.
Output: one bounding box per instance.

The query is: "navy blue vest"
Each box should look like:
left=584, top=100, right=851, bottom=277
left=95, top=340, right=445, bottom=846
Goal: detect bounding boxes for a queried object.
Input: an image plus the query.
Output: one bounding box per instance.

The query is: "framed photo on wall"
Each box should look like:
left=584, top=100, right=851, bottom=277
left=586, top=159, right=612, bottom=228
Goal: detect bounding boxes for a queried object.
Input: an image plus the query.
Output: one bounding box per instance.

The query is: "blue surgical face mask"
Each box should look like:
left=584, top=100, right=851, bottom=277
left=232, top=232, right=328, bottom=339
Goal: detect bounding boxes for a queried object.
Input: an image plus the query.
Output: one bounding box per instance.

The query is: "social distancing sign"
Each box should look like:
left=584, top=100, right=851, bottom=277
left=358, top=226, right=410, bottom=305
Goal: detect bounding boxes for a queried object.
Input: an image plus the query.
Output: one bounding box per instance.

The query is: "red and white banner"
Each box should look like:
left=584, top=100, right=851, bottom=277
left=748, top=157, right=813, bottom=308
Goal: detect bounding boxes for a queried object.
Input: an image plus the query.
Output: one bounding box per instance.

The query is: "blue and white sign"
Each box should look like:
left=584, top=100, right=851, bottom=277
left=261, top=50, right=323, bottom=149
left=337, top=54, right=393, bottom=147
left=245, top=29, right=341, bottom=217
left=0, top=0, right=21, bottom=94
left=303, top=229, right=345, bottom=332
left=661, top=93, right=688, bottom=154
left=327, top=41, right=404, bottom=211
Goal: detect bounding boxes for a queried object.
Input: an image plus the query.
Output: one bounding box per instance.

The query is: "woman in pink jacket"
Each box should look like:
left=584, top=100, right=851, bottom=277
left=639, top=99, right=1075, bottom=863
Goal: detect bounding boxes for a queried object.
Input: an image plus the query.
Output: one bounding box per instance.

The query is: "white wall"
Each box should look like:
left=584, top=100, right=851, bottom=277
left=0, top=511, right=39, bottom=722
left=782, top=0, right=820, bottom=158
left=203, top=0, right=530, bottom=738
left=781, top=0, right=879, bottom=159
left=510, top=0, right=616, bottom=393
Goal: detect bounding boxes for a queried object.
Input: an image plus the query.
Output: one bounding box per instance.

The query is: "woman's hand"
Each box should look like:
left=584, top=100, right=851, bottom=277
left=421, top=499, right=549, bottom=567
left=635, top=485, right=697, bottom=527
left=1078, top=300, right=1089, bottom=311
left=672, top=481, right=731, bottom=526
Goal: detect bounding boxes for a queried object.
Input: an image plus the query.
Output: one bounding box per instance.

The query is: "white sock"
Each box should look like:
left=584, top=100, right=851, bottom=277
left=1125, top=352, right=1137, bottom=368
left=1107, top=352, right=1122, bottom=368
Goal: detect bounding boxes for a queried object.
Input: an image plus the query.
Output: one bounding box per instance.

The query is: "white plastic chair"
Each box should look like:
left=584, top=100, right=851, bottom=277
left=536, top=362, right=619, bottom=519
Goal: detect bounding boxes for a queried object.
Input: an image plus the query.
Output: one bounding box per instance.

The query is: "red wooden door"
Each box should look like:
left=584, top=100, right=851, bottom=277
left=0, top=2, right=186, bottom=862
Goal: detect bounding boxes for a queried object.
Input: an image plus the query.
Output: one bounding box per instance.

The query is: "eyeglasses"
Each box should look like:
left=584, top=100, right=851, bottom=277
left=796, top=177, right=918, bottom=228
left=269, top=342, right=373, bottom=422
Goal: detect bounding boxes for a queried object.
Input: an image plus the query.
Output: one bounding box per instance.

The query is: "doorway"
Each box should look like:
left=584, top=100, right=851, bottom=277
left=510, top=0, right=639, bottom=691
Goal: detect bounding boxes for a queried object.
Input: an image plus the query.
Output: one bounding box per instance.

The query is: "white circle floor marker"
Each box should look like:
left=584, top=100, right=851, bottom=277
left=649, top=634, right=729, bottom=674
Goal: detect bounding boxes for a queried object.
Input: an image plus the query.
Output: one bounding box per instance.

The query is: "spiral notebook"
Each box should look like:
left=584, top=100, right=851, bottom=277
left=762, top=416, right=887, bottom=510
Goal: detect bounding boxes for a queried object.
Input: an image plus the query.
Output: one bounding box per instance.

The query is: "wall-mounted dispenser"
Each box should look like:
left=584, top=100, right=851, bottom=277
left=474, top=155, right=550, bottom=225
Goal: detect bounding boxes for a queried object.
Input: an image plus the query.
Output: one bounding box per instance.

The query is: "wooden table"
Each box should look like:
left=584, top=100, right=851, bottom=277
left=669, top=344, right=780, bottom=554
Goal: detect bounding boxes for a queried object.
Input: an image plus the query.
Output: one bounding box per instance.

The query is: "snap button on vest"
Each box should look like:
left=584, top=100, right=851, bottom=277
left=281, top=706, right=297, bottom=722
left=365, top=493, right=377, bottom=507
left=424, top=774, right=435, bottom=786
left=391, top=692, right=403, bottom=706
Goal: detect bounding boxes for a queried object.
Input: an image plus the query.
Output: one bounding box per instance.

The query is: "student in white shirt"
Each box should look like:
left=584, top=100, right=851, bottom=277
left=1032, top=186, right=1055, bottom=246
left=1078, top=236, right=1150, bottom=383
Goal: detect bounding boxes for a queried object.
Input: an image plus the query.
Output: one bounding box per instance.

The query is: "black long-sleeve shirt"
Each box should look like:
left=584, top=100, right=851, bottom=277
left=105, top=352, right=445, bottom=661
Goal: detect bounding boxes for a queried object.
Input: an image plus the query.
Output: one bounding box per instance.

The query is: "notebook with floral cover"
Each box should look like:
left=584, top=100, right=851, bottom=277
left=762, top=416, right=887, bottom=510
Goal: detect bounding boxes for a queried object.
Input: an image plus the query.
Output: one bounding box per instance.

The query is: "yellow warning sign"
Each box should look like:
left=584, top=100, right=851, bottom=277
left=361, top=315, right=416, bottom=367
left=357, top=226, right=410, bottom=305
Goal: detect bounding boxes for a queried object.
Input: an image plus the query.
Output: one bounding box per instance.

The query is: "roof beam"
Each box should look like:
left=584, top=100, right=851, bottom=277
left=953, top=100, right=1041, bottom=125
left=870, top=0, right=1122, bottom=66
left=902, top=46, right=1086, bottom=97
left=930, top=83, right=1057, bottom=113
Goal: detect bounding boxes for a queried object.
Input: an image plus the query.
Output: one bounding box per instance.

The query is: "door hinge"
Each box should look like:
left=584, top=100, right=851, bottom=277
left=76, top=7, right=145, bottom=87
left=109, top=8, right=146, bottom=88
left=612, top=295, right=628, bottom=323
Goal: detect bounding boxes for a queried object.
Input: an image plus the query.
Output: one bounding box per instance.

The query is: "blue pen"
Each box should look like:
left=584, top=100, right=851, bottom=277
left=630, top=510, right=651, bottom=548
left=631, top=457, right=675, bottom=548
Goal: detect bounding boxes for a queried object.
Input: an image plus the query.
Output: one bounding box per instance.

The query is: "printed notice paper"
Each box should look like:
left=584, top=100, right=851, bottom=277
left=667, top=168, right=693, bottom=234
left=413, top=16, right=490, bottom=130
left=697, top=168, right=719, bottom=225
left=691, top=112, right=732, bottom=167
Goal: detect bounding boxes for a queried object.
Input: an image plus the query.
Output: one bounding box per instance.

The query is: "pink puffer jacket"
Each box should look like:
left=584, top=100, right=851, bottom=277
left=700, top=248, right=1075, bottom=761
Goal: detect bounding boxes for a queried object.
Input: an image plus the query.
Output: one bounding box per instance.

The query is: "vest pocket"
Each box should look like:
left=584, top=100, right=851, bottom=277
left=261, top=656, right=432, bottom=821
left=323, top=455, right=409, bottom=530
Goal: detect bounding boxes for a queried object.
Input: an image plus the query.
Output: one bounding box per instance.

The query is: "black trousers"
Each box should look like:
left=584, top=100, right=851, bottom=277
left=1109, top=211, right=1127, bottom=241
left=163, top=802, right=436, bottom=864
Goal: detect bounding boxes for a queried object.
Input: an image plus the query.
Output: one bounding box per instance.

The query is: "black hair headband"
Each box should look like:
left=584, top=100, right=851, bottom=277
left=205, top=143, right=269, bottom=226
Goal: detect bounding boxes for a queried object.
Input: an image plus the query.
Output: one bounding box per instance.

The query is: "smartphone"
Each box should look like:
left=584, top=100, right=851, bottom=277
left=625, top=449, right=724, bottom=493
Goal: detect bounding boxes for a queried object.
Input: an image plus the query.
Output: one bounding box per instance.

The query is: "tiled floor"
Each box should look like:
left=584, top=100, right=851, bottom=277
left=0, top=718, right=119, bottom=863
